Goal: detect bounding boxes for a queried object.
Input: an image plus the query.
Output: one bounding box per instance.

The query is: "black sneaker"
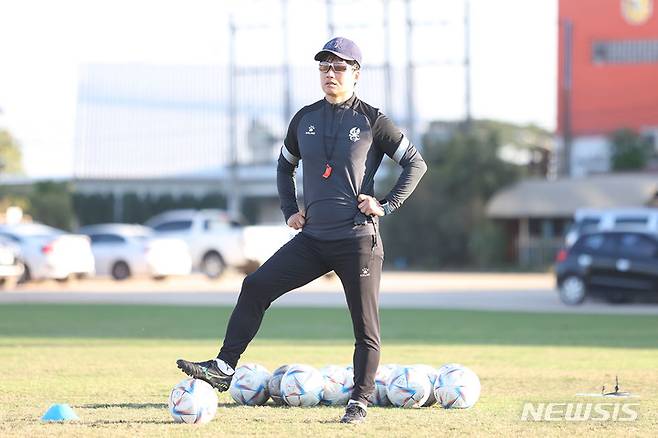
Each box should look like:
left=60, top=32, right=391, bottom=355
left=176, top=358, right=233, bottom=392
left=340, top=403, right=367, bottom=424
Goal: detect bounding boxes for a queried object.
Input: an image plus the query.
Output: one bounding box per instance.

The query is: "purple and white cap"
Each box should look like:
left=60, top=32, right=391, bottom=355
left=314, top=37, right=362, bottom=67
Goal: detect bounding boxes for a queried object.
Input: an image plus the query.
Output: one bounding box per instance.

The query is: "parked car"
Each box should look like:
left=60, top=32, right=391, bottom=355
left=0, top=236, right=24, bottom=288
left=0, top=223, right=95, bottom=282
left=78, top=224, right=192, bottom=281
left=564, top=207, right=658, bottom=247
left=555, top=230, right=658, bottom=305
left=145, top=209, right=296, bottom=278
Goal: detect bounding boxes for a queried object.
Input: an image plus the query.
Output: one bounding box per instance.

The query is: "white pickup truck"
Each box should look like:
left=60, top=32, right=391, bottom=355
left=145, top=209, right=297, bottom=278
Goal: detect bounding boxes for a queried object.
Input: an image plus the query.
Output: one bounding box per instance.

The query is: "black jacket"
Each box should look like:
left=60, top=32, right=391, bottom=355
left=277, top=94, right=427, bottom=241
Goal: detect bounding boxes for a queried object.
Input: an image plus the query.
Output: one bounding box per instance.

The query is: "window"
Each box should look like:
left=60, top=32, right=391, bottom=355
left=592, top=39, right=658, bottom=64
left=0, top=233, right=21, bottom=243
left=153, top=220, right=193, bottom=232
left=576, top=234, right=616, bottom=255
left=204, top=219, right=228, bottom=232
left=89, top=233, right=126, bottom=244
left=615, top=217, right=649, bottom=226
left=618, top=234, right=657, bottom=259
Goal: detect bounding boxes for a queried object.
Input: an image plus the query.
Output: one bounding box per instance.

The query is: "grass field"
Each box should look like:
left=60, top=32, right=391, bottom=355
left=1, top=304, right=657, bottom=437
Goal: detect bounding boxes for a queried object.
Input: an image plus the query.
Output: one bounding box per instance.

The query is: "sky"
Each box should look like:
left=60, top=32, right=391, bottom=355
left=0, top=0, right=557, bottom=178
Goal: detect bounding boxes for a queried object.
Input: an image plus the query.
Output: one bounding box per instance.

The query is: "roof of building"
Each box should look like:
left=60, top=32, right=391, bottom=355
left=487, top=173, right=658, bottom=218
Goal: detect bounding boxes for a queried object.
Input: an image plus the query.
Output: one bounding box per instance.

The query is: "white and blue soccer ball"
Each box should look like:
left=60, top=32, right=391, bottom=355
left=368, top=364, right=397, bottom=406
left=320, top=365, right=353, bottom=405
left=229, top=363, right=271, bottom=406
left=344, top=366, right=354, bottom=395
left=412, top=364, right=439, bottom=407
left=434, top=364, right=481, bottom=409
left=268, top=365, right=290, bottom=406
left=280, top=364, right=324, bottom=407
left=437, top=362, right=462, bottom=377
left=386, top=366, right=432, bottom=408
left=168, top=378, right=218, bottom=424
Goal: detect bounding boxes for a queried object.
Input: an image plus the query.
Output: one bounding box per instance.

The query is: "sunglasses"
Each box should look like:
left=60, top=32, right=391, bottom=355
left=318, top=61, right=354, bottom=73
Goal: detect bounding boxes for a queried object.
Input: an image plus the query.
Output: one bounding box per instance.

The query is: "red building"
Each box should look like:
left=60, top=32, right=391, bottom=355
left=558, top=0, right=658, bottom=175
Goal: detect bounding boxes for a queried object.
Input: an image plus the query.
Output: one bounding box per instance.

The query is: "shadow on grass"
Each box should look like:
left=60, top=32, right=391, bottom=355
left=79, top=402, right=284, bottom=411
left=1, top=304, right=657, bottom=349
left=86, top=419, right=173, bottom=425
left=79, top=403, right=167, bottom=410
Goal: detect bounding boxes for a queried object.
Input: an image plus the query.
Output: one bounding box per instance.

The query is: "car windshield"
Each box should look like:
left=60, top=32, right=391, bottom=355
left=577, top=217, right=600, bottom=232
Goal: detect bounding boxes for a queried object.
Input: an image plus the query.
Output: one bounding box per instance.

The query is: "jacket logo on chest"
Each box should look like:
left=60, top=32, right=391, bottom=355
left=349, top=127, right=360, bottom=142
left=305, top=125, right=316, bottom=135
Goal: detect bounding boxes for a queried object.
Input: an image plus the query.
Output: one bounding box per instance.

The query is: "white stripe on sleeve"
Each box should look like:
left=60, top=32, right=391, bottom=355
left=281, top=145, right=300, bottom=165
left=392, top=135, right=410, bottom=164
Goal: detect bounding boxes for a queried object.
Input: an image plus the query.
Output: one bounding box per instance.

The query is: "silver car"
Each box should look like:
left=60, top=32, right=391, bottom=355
left=78, top=224, right=192, bottom=280
left=0, top=236, right=24, bottom=288
left=0, top=223, right=95, bottom=282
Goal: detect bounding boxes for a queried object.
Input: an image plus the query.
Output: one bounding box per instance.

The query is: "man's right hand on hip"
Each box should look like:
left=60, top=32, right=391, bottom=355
left=287, top=212, right=306, bottom=230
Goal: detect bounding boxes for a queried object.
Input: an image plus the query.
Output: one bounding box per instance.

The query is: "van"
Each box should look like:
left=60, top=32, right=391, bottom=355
left=564, top=207, right=658, bottom=247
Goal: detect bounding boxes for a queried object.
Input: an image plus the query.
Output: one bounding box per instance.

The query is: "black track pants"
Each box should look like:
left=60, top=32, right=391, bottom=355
left=217, top=232, right=384, bottom=405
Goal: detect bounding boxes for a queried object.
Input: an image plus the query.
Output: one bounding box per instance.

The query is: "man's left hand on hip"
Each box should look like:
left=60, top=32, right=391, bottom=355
left=357, top=194, right=385, bottom=217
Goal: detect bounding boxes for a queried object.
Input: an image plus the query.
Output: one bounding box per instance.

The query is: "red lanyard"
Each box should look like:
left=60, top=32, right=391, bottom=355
left=321, top=101, right=347, bottom=179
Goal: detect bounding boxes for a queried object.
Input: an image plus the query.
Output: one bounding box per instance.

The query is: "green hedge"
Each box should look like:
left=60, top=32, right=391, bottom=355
left=73, top=192, right=227, bottom=226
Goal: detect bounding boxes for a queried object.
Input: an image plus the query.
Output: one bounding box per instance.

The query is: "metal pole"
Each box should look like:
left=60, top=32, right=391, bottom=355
left=326, top=0, right=335, bottom=37
left=463, top=0, right=472, bottom=132
left=383, top=0, right=393, bottom=116
left=561, top=19, right=573, bottom=177
left=404, top=0, right=415, bottom=143
left=282, top=0, right=292, bottom=122
left=228, top=15, right=241, bottom=218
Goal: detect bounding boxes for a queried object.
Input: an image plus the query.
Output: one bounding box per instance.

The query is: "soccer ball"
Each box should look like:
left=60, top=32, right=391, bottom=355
left=434, top=364, right=481, bottom=409
left=412, top=364, right=439, bottom=407
left=229, top=363, right=271, bottom=406
left=344, top=366, right=354, bottom=397
left=268, top=365, right=289, bottom=406
left=368, top=364, right=397, bottom=407
left=280, top=364, right=324, bottom=407
left=168, top=378, right=218, bottom=424
left=320, top=365, right=353, bottom=405
left=437, top=362, right=462, bottom=376
left=386, top=366, right=432, bottom=408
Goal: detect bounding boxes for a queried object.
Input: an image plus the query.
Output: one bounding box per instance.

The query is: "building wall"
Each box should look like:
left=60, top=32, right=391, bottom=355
left=558, top=0, right=658, bottom=137
left=498, top=217, right=571, bottom=267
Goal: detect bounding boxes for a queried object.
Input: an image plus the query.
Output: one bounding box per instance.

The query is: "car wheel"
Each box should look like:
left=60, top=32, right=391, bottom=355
left=559, top=275, right=587, bottom=305
left=17, top=263, right=31, bottom=284
left=111, top=261, right=131, bottom=281
left=201, top=252, right=226, bottom=279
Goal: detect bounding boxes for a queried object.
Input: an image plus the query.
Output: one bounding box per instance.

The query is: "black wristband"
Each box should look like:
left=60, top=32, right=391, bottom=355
left=379, top=199, right=393, bottom=215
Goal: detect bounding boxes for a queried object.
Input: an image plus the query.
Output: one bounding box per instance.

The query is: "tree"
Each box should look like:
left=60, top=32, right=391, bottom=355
left=28, top=181, right=75, bottom=230
left=380, top=127, right=519, bottom=269
left=0, top=129, right=24, bottom=174
left=610, top=128, right=653, bottom=171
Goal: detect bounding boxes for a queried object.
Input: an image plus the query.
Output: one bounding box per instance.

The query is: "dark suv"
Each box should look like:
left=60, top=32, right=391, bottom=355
left=555, top=231, right=658, bottom=305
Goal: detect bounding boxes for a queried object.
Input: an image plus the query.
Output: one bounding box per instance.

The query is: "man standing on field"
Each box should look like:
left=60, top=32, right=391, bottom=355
left=177, top=37, right=427, bottom=424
